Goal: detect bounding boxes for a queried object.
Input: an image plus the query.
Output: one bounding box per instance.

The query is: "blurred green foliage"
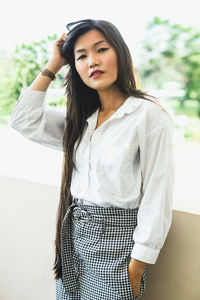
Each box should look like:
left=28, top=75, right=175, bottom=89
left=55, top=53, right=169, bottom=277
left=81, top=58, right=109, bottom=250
left=0, top=34, right=66, bottom=121
left=0, top=17, right=200, bottom=141
left=164, top=98, right=200, bottom=142
left=138, top=16, right=200, bottom=116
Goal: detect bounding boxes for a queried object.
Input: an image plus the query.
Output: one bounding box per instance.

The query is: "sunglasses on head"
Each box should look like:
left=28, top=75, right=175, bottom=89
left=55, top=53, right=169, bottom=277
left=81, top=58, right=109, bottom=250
left=66, top=19, right=93, bottom=32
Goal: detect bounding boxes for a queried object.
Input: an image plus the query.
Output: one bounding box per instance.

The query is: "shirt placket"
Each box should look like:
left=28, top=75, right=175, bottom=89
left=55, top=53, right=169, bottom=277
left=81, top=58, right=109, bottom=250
left=79, top=108, right=124, bottom=198
left=78, top=112, right=99, bottom=198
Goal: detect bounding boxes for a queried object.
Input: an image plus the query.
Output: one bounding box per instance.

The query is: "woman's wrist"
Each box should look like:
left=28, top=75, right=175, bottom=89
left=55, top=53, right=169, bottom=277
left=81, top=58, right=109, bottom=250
left=29, top=61, right=59, bottom=91
left=129, top=258, right=147, bottom=274
left=45, top=60, right=63, bottom=75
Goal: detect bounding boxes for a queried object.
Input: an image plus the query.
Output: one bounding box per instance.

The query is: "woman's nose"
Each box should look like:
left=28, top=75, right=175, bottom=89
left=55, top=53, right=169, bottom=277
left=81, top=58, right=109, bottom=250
left=88, top=54, right=100, bottom=68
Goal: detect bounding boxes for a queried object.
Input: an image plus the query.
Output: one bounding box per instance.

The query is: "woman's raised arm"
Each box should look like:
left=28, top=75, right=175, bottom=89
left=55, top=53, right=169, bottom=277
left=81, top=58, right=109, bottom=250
left=9, top=33, right=69, bottom=152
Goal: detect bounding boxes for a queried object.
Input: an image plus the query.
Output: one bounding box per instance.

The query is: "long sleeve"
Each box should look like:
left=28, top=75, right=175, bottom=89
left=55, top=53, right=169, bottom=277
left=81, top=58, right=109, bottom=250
left=8, top=88, right=66, bottom=152
left=131, top=104, right=175, bottom=264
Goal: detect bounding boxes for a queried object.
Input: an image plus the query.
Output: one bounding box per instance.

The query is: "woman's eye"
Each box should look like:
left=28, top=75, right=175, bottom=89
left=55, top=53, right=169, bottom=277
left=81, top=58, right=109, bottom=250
left=98, top=47, right=109, bottom=53
left=77, top=48, right=109, bottom=60
left=77, top=55, right=86, bottom=60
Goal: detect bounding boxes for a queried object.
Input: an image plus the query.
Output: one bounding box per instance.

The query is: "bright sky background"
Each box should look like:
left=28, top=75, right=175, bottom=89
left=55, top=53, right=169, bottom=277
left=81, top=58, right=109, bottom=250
left=1, top=0, right=200, bottom=56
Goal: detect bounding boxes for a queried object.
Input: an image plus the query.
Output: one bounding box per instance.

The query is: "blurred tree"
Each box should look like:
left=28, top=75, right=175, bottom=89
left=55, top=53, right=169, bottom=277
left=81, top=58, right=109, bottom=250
left=0, top=34, right=66, bottom=119
left=138, top=16, right=200, bottom=117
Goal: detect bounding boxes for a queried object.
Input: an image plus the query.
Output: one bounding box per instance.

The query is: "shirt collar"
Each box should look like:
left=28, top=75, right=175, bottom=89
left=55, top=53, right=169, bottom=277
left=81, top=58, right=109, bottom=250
left=86, top=96, right=143, bottom=125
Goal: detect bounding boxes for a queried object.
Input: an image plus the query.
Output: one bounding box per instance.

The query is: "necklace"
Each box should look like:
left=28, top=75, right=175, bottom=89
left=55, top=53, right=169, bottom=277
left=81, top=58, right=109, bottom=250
left=113, top=97, right=127, bottom=112
left=90, top=97, right=128, bottom=137
left=100, top=97, right=127, bottom=114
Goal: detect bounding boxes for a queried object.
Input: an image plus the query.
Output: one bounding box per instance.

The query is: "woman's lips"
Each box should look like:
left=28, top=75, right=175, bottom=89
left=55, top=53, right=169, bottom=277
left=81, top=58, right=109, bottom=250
left=91, top=72, right=104, bottom=78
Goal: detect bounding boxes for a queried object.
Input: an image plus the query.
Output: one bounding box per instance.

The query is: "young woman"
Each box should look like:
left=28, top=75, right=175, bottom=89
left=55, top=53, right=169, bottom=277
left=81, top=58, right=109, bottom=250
left=9, top=19, right=175, bottom=300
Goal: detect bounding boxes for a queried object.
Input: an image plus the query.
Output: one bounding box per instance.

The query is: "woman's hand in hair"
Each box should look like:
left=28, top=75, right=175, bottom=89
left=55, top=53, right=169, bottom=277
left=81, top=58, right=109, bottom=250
left=47, top=33, right=68, bottom=74
left=29, top=33, right=68, bottom=91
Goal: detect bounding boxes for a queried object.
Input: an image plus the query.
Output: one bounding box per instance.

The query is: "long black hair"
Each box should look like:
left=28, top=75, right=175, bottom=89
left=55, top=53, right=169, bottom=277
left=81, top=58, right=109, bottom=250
left=53, top=19, right=159, bottom=280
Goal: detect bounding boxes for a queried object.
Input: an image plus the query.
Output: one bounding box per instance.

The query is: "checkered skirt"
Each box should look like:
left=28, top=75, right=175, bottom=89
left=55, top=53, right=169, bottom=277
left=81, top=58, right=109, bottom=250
left=56, top=198, right=147, bottom=300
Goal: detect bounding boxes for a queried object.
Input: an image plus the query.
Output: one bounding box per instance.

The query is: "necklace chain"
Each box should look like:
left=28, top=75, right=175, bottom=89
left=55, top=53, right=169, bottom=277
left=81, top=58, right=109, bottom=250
left=93, top=98, right=127, bottom=136
left=114, top=98, right=126, bottom=112
left=100, top=98, right=127, bottom=113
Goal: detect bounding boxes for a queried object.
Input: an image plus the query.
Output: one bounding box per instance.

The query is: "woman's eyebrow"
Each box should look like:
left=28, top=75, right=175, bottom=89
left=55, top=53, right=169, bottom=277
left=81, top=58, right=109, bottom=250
left=75, top=40, right=108, bottom=54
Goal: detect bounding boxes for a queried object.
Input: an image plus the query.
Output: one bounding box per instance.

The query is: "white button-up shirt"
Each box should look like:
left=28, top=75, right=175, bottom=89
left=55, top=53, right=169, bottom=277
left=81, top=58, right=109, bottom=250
left=9, top=87, right=175, bottom=264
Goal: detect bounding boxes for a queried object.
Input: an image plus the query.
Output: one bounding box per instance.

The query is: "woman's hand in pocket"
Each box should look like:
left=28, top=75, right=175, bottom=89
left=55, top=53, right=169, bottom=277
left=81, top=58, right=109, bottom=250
left=128, top=258, right=146, bottom=297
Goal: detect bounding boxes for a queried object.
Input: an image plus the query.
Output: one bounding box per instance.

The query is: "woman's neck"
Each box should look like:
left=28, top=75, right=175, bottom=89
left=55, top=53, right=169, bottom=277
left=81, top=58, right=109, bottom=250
left=98, top=89, right=129, bottom=114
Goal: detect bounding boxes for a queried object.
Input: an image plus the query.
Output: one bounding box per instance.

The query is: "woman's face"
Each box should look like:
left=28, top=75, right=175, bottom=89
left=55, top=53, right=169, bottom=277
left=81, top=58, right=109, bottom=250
left=74, top=29, right=118, bottom=92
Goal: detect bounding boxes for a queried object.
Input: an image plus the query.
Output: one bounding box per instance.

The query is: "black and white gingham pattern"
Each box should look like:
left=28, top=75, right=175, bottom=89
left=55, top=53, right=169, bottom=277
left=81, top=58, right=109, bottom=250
left=56, top=198, right=147, bottom=300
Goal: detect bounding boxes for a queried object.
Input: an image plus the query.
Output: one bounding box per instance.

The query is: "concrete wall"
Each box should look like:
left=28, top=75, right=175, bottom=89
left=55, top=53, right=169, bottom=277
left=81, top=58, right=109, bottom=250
left=0, top=175, right=59, bottom=300
left=0, top=175, right=200, bottom=300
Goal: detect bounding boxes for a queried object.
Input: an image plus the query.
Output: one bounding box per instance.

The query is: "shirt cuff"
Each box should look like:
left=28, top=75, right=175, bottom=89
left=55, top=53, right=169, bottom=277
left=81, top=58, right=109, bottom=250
left=23, top=86, right=46, bottom=98
left=130, top=243, right=160, bottom=264
left=17, top=87, right=47, bottom=107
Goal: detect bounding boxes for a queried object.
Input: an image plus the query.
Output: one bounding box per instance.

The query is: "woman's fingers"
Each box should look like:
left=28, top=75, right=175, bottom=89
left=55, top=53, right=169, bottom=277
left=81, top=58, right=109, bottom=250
left=48, top=32, right=68, bottom=67
left=56, top=33, right=67, bottom=48
left=57, top=33, right=67, bottom=42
